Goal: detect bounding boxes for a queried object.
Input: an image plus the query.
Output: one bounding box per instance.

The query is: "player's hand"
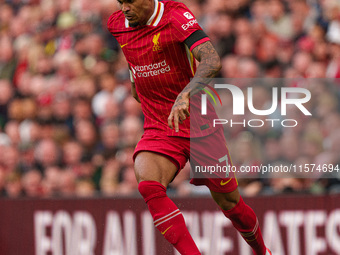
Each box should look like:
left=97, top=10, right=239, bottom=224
left=168, top=92, right=190, bottom=132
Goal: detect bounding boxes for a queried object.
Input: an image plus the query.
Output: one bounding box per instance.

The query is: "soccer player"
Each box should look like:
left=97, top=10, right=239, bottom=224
left=108, top=0, right=272, bottom=254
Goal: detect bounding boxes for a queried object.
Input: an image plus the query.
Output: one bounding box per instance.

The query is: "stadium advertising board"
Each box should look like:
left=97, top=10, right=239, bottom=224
left=0, top=195, right=340, bottom=255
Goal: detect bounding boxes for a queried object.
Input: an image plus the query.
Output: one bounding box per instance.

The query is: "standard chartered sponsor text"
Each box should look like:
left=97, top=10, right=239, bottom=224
left=135, top=60, right=171, bottom=78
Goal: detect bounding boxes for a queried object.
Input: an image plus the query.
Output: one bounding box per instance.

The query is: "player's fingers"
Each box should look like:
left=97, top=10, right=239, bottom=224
left=168, top=112, right=174, bottom=129
left=178, top=110, right=187, bottom=121
left=184, top=108, right=190, bottom=117
left=173, top=111, right=179, bottom=132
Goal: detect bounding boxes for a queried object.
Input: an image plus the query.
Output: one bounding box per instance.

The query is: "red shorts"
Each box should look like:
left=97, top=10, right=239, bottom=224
left=133, top=129, right=238, bottom=193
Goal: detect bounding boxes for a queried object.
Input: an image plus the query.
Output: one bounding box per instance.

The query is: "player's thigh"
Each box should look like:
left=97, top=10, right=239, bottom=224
left=134, top=151, right=178, bottom=187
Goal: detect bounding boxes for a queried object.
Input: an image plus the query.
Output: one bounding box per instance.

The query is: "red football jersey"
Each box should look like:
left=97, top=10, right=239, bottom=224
left=107, top=0, right=216, bottom=138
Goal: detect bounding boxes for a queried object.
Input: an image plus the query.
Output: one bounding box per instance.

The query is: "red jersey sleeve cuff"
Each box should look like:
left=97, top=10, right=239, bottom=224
left=189, top=37, right=210, bottom=52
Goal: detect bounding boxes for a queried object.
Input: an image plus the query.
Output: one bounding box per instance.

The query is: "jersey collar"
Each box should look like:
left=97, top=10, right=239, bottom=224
left=124, top=0, right=164, bottom=28
left=146, top=0, right=164, bottom=26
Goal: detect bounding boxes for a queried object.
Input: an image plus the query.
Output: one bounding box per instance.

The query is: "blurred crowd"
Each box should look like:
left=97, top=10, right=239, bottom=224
left=0, top=0, right=339, bottom=198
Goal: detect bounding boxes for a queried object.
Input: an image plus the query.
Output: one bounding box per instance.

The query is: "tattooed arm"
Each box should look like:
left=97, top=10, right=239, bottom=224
left=168, top=40, right=221, bottom=132
left=190, top=40, right=222, bottom=85
left=128, top=64, right=140, bottom=103
left=131, top=81, right=140, bottom=103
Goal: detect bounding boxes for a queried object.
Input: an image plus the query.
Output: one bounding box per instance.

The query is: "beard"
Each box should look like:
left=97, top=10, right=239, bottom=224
left=129, top=21, right=139, bottom=27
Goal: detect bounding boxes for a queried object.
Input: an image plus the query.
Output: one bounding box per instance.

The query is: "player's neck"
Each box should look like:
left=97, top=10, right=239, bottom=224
left=131, top=0, right=156, bottom=27
left=144, top=0, right=156, bottom=25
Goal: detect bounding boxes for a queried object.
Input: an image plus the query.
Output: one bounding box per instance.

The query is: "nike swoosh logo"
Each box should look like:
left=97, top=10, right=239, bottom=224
left=121, top=43, right=128, bottom=48
left=161, top=225, right=173, bottom=235
left=220, top=179, right=231, bottom=186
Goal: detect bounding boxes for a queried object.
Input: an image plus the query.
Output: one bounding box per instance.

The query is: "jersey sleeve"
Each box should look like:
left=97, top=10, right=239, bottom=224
left=170, top=3, right=210, bottom=51
left=107, top=10, right=124, bottom=35
left=107, top=12, right=117, bottom=34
